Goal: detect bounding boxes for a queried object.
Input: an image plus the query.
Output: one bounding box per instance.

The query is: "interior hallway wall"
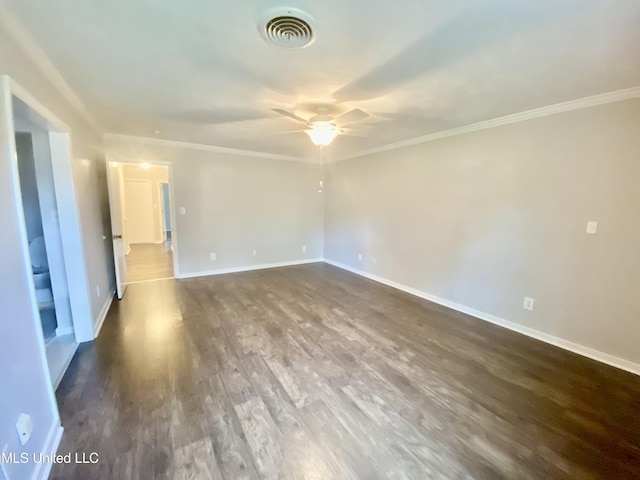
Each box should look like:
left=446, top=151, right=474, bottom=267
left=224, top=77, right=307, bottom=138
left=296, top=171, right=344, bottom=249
left=105, top=138, right=324, bottom=277
left=325, top=98, right=640, bottom=368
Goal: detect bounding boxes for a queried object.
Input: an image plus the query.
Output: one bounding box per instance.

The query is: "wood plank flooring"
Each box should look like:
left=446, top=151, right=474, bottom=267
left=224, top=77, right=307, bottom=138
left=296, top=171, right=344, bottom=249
left=125, top=242, right=174, bottom=283
left=52, top=263, right=640, bottom=479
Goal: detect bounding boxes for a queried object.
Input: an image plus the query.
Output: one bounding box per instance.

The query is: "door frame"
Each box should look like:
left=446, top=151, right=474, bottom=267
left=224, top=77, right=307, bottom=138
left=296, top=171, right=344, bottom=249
left=106, top=155, right=180, bottom=279
left=8, top=78, right=95, bottom=343
left=159, top=181, right=171, bottom=243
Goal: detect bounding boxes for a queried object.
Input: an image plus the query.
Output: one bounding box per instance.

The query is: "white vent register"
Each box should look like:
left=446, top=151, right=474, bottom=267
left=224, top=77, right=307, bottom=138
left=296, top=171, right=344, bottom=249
left=259, top=8, right=316, bottom=48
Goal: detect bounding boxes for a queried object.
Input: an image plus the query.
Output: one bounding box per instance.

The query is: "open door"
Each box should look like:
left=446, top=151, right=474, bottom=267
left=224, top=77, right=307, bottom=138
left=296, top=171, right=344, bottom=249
left=106, top=157, right=127, bottom=299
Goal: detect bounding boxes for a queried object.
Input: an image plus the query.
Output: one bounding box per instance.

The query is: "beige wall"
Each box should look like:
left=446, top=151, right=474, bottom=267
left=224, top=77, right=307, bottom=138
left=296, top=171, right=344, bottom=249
left=325, top=98, right=640, bottom=366
left=105, top=138, right=324, bottom=276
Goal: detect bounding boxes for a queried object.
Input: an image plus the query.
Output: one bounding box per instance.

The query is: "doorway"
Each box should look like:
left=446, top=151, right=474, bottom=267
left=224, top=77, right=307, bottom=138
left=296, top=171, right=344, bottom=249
left=108, top=161, right=174, bottom=290
left=8, top=91, right=88, bottom=389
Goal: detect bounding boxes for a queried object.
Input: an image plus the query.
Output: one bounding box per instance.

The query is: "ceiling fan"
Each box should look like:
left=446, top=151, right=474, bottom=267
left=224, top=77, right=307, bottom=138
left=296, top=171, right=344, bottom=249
left=272, top=106, right=370, bottom=146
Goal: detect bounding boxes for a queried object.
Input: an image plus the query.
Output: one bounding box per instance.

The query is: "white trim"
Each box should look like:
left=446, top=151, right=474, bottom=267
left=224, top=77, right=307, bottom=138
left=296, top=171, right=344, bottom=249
left=334, top=86, right=640, bottom=162
left=49, top=340, right=79, bottom=391
left=8, top=79, right=68, bottom=133
left=93, top=292, right=115, bottom=338
left=166, top=162, right=180, bottom=278
left=176, top=258, right=323, bottom=279
left=48, top=133, right=94, bottom=342
left=323, top=259, right=640, bottom=377
left=0, top=4, right=102, bottom=133
left=31, top=422, right=63, bottom=480
left=104, top=133, right=315, bottom=163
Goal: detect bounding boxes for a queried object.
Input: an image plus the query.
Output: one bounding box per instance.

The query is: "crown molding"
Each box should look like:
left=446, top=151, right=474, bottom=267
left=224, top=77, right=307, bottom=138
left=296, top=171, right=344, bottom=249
left=335, top=86, right=640, bottom=162
left=0, top=1, right=103, bottom=133
left=104, top=133, right=317, bottom=163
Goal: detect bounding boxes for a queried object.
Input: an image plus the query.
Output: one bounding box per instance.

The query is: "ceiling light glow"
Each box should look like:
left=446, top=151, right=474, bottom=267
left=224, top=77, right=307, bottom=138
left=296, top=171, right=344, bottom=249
left=140, top=162, right=151, bottom=169
left=307, top=122, right=338, bottom=146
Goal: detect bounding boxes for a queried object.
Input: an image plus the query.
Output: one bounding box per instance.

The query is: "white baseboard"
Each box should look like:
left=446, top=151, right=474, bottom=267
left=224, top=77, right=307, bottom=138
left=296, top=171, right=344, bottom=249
left=176, top=258, right=323, bottom=279
left=32, top=422, right=63, bottom=480
left=52, top=346, right=78, bottom=391
left=93, top=291, right=115, bottom=338
left=323, top=259, right=640, bottom=376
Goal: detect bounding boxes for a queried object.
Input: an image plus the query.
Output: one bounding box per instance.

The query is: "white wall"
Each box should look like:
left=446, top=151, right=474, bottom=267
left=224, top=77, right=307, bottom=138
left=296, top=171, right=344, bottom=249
left=0, top=20, right=113, bottom=480
left=105, top=138, right=324, bottom=276
left=325, top=98, right=640, bottom=368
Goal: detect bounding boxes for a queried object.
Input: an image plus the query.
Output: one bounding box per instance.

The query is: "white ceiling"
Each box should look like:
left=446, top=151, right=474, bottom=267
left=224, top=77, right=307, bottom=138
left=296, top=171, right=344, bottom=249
left=5, top=0, right=640, bottom=160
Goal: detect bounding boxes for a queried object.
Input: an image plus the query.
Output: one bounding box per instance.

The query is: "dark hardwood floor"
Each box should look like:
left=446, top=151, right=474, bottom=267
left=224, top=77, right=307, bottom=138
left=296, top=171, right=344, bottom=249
left=52, top=263, right=640, bottom=479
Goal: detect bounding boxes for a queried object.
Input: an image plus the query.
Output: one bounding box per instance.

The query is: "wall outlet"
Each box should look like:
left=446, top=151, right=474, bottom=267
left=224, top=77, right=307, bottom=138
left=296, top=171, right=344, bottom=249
left=301, top=245, right=307, bottom=253
left=357, top=253, right=363, bottom=262
left=586, top=221, right=598, bottom=234
left=179, top=207, right=186, bottom=215
left=96, top=285, right=100, bottom=298
left=373, top=257, right=377, bottom=265
left=252, top=250, right=257, bottom=256
left=210, top=252, right=216, bottom=261
left=523, top=297, right=535, bottom=311
left=16, top=413, right=32, bottom=446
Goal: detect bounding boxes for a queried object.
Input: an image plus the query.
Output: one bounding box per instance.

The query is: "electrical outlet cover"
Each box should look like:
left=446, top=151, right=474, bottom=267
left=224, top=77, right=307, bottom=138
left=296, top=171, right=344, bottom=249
left=523, top=297, right=535, bottom=311
left=16, top=413, right=33, bottom=446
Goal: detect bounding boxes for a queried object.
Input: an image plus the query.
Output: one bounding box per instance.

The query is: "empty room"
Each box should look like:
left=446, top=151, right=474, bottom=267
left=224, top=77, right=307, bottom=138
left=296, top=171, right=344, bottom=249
left=1, top=1, right=639, bottom=479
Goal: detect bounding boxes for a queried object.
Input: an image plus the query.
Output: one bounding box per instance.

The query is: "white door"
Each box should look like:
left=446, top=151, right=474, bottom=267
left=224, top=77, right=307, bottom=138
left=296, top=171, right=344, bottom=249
left=123, top=179, right=155, bottom=244
left=106, top=158, right=127, bottom=299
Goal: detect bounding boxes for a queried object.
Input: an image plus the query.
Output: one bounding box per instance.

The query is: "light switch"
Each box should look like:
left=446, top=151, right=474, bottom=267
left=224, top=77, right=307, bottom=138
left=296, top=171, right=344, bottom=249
left=179, top=207, right=186, bottom=215
left=586, top=221, right=598, bottom=234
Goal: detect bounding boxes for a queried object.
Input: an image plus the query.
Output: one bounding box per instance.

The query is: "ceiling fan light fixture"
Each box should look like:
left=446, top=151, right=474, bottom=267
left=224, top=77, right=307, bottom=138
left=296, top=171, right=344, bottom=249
left=307, top=122, right=338, bottom=146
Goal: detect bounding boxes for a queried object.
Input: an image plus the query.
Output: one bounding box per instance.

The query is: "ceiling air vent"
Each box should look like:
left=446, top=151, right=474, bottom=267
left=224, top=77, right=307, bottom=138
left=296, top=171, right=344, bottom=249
left=259, top=8, right=316, bottom=49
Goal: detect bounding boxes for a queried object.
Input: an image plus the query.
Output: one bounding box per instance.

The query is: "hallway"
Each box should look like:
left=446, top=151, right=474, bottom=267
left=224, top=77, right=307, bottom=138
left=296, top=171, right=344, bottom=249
left=125, top=241, right=174, bottom=283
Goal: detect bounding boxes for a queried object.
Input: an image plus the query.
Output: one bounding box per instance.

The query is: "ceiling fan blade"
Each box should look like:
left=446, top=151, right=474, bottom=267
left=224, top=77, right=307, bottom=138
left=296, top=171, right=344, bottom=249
left=168, top=108, right=271, bottom=125
left=334, top=108, right=369, bottom=126
left=272, top=108, right=311, bottom=125
left=276, top=129, right=308, bottom=134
